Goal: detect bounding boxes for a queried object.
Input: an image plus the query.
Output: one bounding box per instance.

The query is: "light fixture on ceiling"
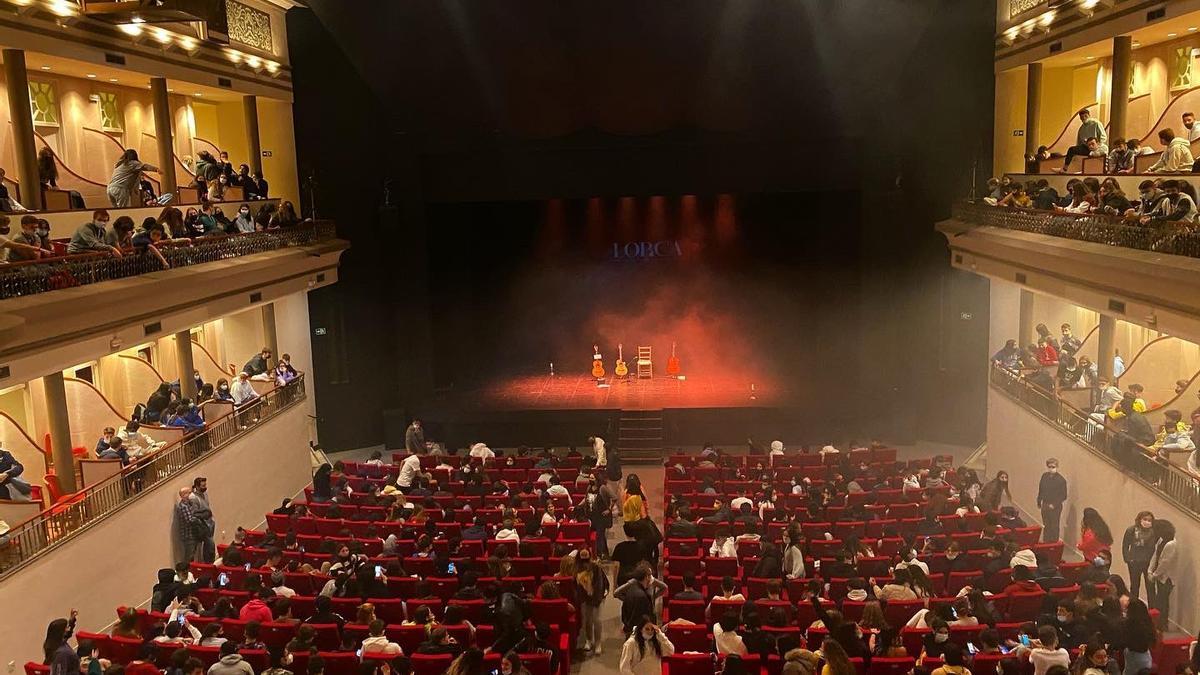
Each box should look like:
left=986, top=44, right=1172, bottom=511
left=118, top=23, right=143, bottom=36
left=40, top=65, right=51, bottom=70
left=1169, top=32, right=1178, bottom=37
left=48, top=0, right=75, bottom=17
left=1087, top=56, right=1095, bottom=60
left=109, top=78, right=118, bottom=82
left=86, top=74, right=96, bottom=78
left=194, top=92, right=202, bottom=97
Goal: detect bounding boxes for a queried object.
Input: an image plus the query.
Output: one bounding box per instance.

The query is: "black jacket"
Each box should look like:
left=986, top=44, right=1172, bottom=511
left=1036, top=471, right=1067, bottom=507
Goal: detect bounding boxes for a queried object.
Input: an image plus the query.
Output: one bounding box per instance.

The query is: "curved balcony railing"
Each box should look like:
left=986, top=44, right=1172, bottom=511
left=989, top=364, right=1200, bottom=515
left=0, top=221, right=338, bottom=301
left=0, top=375, right=306, bottom=579
left=952, top=201, right=1200, bottom=259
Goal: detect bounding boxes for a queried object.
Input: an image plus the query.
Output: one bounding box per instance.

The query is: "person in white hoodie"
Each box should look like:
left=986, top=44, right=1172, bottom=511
left=360, top=620, right=403, bottom=656
left=1147, top=128, right=1195, bottom=173
left=1148, top=519, right=1180, bottom=627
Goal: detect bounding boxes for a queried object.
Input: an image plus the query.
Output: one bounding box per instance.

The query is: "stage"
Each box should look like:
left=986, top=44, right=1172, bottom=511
left=457, top=372, right=784, bottom=411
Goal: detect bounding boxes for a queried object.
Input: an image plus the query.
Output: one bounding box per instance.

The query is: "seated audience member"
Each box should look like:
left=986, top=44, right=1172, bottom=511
left=1021, top=625, right=1070, bottom=675
left=252, top=171, right=269, bottom=200
left=1147, top=128, right=1195, bottom=173
left=1054, top=182, right=1095, bottom=214
left=270, top=201, right=301, bottom=228
left=1096, top=179, right=1131, bottom=216
left=1143, top=179, right=1197, bottom=225
left=1030, top=180, right=1059, bottom=210
left=674, top=572, right=704, bottom=601
left=104, top=216, right=136, bottom=249
left=166, top=399, right=206, bottom=433
left=1025, top=145, right=1051, bottom=173
left=214, top=379, right=235, bottom=402
left=67, top=210, right=122, bottom=256
left=0, top=215, right=48, bottom=261
left=1107, top=137, right=1135, bottom=174
left=417, top=626, right=462, bottom=656
left=991, top=340, right=1021, bottom=370
left=361, top=620, right=403, bottom=656
left=713, top=612, right=748, bottom=656
left=233, top=204, right=256, bottom=233
left=231, top=372, right=260, bottom=406
left=1058, top=108, right=1106, bottom=172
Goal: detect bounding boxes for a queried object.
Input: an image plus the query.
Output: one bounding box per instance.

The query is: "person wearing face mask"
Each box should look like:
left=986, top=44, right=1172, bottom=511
left=1078, top=641, right=1120, bottom=675
left=614, top=563, right=667, bottom=638
left=213, top=378, right=234, bottom=403
left=919, top=619, right=953, bottom=663
left=187, top=476, right=216, bottom=562
left=1036, top=458, right=1067, bottom=543
left=619, top=618, right=674, bottom=675
left=1121, top=511, right=1159, bottom=602
left=977, top=470, right=1011, bottom=512
left=67, top=209, right=123, bottom=256
left=0, top=215, right=48, bottom=262
left=1124, top=180, right=1169, bottom=222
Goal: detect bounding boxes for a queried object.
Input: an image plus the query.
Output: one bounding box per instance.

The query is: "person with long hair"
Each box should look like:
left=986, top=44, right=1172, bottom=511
left=907, top=565, right=934, bottom=599
left=622, top=474, right=648, bottom=523
left=1078, top=508, right=1114, bottom=562
left=618, top=617, right=675, bottom=675
left=574, top=548, right=607, bottom=655
left=820, top=638, right=857, bottom=675
left=1121, top=599, right=1158, bottom=675
left=978, top=471, right=1012, bottom=511
left=446, top=648, right=484, bottom=675
left=44, top=611, right=78, bottom=675
left=107, top=149, right=159, bottom=208
left=1147, top=519, right=1179, bottom=626
left=312, top=463, right=333, bottom=503
left=1121, top=511, right=1159, bottom=602
left=859, top=601, right=889, bottom=635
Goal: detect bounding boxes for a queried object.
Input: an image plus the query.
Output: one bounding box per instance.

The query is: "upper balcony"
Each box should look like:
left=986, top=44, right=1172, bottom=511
left=939, top=200, right=1200, bottom=344
left=0, top=221, right=348, bottom=386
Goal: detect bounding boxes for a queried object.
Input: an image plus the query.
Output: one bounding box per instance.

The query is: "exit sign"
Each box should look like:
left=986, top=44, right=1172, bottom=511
left=261, top=150, right=273, bottom=158
left=1012, top=130, right=1025, bottom=137
left=313, top=327, right=327, bottom=336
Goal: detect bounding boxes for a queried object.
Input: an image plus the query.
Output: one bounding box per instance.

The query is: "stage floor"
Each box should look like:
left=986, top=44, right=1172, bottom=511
left=461, top=373, right=783, bottom=410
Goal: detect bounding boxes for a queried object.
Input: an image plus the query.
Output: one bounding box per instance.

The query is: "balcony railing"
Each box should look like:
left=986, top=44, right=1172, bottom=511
left=0, top=376, right=307, bottom=579
left=0, top=222, right=338, bottom=301
left=952, top=201, right=1200, bottom=259
left=989, top=364, right=1200, bottom=513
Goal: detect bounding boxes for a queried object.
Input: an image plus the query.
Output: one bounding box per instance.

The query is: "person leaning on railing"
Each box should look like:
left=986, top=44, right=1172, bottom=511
left=1137, top=179, right=1197, bottom=227
left=66, top=209, right=122, bottom=257
left=0, top=214, right=50, bottom=262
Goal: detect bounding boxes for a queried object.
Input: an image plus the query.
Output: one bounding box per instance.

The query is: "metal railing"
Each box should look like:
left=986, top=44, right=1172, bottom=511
left=989, top=364, right=1200, bottom=514
left=952, top=201, right=1200, bottom=258
left=0, top=222, right=338, bottom=300
left=0, top=376, right=307, bottom=578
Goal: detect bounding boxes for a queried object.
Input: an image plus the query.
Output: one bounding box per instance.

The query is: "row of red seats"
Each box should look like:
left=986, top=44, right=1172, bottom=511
left=662, top=447, right=910, bottom=468
left=265, top=513, right=593, bottom=538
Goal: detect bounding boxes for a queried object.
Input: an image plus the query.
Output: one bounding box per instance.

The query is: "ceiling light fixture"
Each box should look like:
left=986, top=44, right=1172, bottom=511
left=1169, top=32, right=1178, bottom=37
left=118, top=23, right=143, bottom=36
left=86, top=74, right=96, bottom=78
left=40, top=65, right=51, bottom=70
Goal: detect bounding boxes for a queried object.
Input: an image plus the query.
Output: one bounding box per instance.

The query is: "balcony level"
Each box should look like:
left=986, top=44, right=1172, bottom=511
left=938, top=201, right=1200, bottom=344
left=0, top=222, right=348, bottom=387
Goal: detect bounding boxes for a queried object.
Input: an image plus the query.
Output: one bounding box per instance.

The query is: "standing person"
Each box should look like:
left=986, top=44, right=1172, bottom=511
left=574, top=548, right=608, bottom=655
left=174, top=487, right=205, bottom=562
left=1036, top=458, right=1067, bottom=543
left=0, top=442, right=29, bottom=501
left=107, top=149, right=159, bottom=207
left=1122, top=511, right=1159, bottom=602
left=589, top=435, right=607, bottom=469
left=1121, top=599, right=1157, bottom=675
left=406, top=419, right=425, bottom=455
left=243, top=348, right=272, bottom=379
left=1078, top=508, right=1114, bottom=562
left=582, top=478, right=614, bottom=558
left=189, top=477, right=216, bottom=562
left=619, top=618, right=674, bottom=675
left=1147, top=519, right=1179, bottom=626
left=43, top=610, right=78, bottom=674
left=622, top=474, right=649, bottom=524
left=614, top=564, right=667, bottom=639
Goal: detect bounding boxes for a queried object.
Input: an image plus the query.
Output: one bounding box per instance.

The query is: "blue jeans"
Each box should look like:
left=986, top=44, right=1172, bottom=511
left=1123, top=648, right=1152, bottom=675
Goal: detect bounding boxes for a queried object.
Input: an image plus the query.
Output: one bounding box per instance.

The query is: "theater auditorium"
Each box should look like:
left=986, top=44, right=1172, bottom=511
left=2, top=2, right=1199, bottom=675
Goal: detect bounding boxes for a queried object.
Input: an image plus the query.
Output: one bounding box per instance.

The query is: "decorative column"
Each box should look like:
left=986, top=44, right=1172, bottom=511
left=175, top=331, right=198, bottom=400
left=151, top=77, right=178, bottom=195
left=42, top=372, right=75, bottom=493
left=243, top=95, right=263, bottom=176
left=1018, top=289, right=1035, bottom=348
left=261, top=303, right=278, bottom=363
left=1109, top=36, right=1133, bottom=141
left=1025, top=62, right=1043, bottom=157
left=1097, top=314, right=1117, bottom=380
left=4, top=49, right=42, bottom=210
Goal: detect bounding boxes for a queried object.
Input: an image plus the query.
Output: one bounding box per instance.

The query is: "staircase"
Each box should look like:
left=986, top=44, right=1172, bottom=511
left=619, top=409, right=664, bottom=464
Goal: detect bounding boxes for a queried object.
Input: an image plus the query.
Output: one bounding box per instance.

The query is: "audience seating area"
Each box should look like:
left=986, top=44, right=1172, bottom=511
left=24, top=454, right=590, bottom=675
left=656, top=450, right=1190, bottom=675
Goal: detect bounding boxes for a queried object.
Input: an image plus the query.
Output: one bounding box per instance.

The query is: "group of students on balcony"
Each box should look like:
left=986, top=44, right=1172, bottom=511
left=1029, top=108, right=1200, bottom=177
left=0, top=197, right=304, bottom=268
left=984, top=173, right=1198, bottom=227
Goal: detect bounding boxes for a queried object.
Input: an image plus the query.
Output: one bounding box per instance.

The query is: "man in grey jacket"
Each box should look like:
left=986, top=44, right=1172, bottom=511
left=189, top=476, right=216, bottom=563
left=207, top=641, right=253, bottom=675
left=1060, top=108, right=1107, bottom=172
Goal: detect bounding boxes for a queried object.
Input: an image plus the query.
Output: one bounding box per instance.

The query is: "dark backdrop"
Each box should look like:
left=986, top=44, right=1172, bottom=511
left=287, top=0, right=995, bottom=451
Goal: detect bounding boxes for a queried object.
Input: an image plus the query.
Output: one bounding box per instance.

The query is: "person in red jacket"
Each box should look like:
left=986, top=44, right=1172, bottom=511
left=1077, top=507, right=1114, bottom=562
left=1035, top=338, right=1059, bottom=367
left=238, top=588, right=275, bottom=623
left=1001, top=566, right=1043, bottom=596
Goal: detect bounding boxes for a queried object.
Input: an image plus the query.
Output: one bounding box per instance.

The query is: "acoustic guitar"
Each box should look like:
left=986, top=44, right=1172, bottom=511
left=592, top=344, right=605, bottom=378
left=615, top=343, right=629, bottom=377
left=666, top=341, right=681, bottom=376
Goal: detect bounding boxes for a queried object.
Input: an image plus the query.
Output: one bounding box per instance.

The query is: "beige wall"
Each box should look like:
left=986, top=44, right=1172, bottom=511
left=258, top=98, right=300, bottom=206
left=0, top=402, right=316, bottom=665
left=222, top=308, right=267, bottom=374
left=987, top=388, right=1197, bottom=633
